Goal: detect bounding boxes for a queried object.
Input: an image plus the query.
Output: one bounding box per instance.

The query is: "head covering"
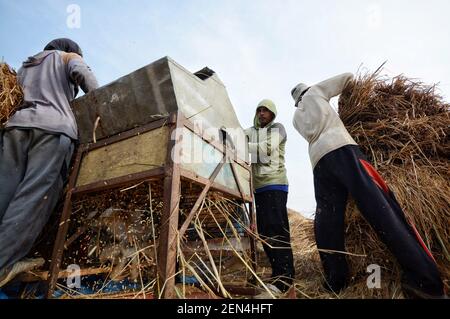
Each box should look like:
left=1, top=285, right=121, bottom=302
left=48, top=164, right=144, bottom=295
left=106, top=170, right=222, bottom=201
left=254, top=99, right=277, bottom=127
left=291, top=83, right=310, bottom=105
left=44, top=38, right=83, bottom=57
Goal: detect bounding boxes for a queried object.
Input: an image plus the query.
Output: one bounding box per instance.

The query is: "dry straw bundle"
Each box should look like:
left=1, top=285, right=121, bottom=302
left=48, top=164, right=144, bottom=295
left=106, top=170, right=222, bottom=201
left=339, top=69, right=449, bottom=166
left=336, top=67, right=449, bottom=296
left=0, top=62, right=23, bottom=126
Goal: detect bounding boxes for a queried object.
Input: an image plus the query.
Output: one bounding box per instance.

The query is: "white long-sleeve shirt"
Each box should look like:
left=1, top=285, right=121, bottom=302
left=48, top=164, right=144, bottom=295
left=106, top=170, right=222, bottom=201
left=293, top=73, right=357, bottom=169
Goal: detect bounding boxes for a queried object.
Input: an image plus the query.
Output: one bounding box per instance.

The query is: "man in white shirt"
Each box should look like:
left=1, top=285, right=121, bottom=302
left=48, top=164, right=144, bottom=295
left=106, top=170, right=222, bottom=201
left=290, top=73, right=446, bottom=299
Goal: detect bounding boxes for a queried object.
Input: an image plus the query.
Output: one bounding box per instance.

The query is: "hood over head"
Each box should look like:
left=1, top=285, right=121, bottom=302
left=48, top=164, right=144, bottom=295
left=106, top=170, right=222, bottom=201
left=254, top=99, right=277, bottom=128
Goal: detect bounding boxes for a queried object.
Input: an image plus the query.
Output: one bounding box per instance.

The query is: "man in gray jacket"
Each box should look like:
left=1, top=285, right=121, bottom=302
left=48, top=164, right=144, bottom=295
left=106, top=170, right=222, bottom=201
left=245, top=99, right=294, bottom=294
left=291, top=73, right=446, bottom=299
left=0, top=38, right=99, bottom=287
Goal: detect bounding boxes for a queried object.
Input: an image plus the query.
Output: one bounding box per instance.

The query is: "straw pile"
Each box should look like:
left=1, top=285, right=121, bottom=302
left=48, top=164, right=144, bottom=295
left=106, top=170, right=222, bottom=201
left=0, top=62, right=23, bottom=126
left=325, top=68, right=450, bottom=296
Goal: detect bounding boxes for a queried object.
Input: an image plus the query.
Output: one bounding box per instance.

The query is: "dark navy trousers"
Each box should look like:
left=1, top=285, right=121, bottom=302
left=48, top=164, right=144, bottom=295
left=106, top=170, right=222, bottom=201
left=0, top=128, right=73, bottom=271
left=313, top=145, right=444, bottom=296
left=255, top=190, right=295, bottom=292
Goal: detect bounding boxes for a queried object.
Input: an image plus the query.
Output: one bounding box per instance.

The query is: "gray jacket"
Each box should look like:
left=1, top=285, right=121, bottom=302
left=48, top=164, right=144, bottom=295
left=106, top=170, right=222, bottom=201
left=6, top=50, right=99, bottom=140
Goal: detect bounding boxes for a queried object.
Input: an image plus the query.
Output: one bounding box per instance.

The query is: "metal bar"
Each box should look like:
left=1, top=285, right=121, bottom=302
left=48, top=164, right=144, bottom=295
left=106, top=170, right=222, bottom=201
left=46, top=145, right=86, bottom=298
left=85, top=116, right=172, bottom=152
left=73, top=167, right=165, bottom=195
left=248, top=202, right=258, bottom=285
left=229, top=161, right=258, bottom=284
left=248, top=160, right=258, bottom=285
left=157, top=112, right=181, bottom=299
left=229, top=162, right=251, bottom=215
left=178, top=157, right=226, bottom=239
left=180, top=169, right=252, bottom=202
left=181, top=114, right=251, bottom=171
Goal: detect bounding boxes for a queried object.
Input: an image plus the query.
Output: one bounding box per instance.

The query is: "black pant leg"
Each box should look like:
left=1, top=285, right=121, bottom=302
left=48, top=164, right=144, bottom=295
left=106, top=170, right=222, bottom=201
left=269, top=191, right=294, bottom=288
left=255, top=191, right=294, bottom=292
left=255, top=193, right=274, bottom=265
left=313, top=159, right=350, bottom=292
left=327, top=145, right=444, bottom=296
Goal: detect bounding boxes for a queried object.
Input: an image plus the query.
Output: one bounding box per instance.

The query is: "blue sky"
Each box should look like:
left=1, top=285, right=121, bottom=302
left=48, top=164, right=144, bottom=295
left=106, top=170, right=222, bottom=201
left=1, top=0, right=450, bottom=217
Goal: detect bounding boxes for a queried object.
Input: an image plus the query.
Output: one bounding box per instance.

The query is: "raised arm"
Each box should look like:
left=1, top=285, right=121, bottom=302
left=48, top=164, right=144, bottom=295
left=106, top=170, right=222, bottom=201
left=314, top=72, right=354, bottom=101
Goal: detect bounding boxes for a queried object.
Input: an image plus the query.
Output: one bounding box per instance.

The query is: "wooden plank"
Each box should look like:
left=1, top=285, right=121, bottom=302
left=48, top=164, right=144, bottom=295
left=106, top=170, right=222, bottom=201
left=157, top=113, right=181, bottom=299
left=46, top=147, right=85, bottom=298
left=85, top=116, right=171, bottom=152
left=76, top=126, right=169, bottom=187
left=73, top=167, right=165, bottom=195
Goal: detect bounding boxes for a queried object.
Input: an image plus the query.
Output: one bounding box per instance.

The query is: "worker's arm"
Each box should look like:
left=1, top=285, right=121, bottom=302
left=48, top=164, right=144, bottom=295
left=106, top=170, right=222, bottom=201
left=248, top=123, right=286, bottom=157
left=314, top=72, right=354, bottom=101
left=63, top=52, right=99, bottom=93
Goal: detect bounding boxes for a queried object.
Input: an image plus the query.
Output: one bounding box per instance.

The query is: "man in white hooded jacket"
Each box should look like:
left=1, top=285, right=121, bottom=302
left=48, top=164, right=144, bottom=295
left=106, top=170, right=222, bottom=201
left=290, top=73, right=446, bottom=299
left=245, top=99, right=294, bottom=294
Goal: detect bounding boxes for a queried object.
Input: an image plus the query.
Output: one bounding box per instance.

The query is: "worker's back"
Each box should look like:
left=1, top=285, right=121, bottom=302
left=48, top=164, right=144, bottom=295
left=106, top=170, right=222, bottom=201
left=6, top=50, right=98, bottom=140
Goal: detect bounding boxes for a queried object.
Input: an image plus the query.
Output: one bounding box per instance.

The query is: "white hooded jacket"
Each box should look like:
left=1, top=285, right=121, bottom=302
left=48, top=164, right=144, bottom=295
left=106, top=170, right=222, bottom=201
left=292, top=73, right=357, bottom=169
